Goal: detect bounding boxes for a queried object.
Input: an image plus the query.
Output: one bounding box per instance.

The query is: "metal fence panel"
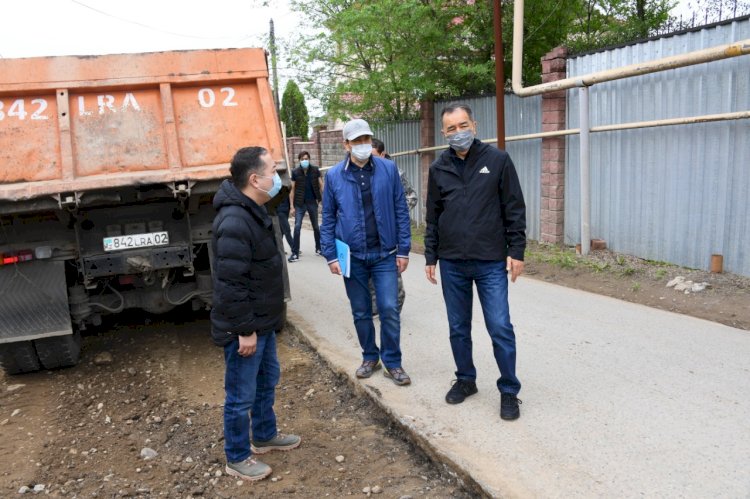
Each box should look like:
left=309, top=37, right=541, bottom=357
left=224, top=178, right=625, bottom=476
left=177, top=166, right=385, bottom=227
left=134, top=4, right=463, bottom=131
left=566, top=18, right=750, bottom=276
left=433, top=95, right=542, bottom=240
left=371, top=121, right=422, bottom=222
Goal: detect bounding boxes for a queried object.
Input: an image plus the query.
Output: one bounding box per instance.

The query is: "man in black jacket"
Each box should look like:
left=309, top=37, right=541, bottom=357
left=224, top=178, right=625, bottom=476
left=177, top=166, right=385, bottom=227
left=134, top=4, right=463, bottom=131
left=211, top=146, right=301, bottom=481
left=424, top=104, right=526, bottom=421
left=288, top=150, right=323, bottom=262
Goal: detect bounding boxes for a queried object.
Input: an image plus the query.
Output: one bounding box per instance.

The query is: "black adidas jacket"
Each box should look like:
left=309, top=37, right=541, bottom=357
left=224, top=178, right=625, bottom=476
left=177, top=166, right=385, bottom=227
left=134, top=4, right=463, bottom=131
left=424, top=139, right=526, bottom=266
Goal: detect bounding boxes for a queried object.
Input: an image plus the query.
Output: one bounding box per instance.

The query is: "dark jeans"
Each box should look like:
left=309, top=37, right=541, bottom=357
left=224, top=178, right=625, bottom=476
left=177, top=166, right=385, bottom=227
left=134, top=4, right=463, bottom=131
left=343, top=252, right=402, bottom=369
left=223, top=332, right=280, bottom=463
left=292, top=200, right=320, bottom=254
left=439, top=259, right=521, bottom=395
left=277, top=206, right=293, bottom=249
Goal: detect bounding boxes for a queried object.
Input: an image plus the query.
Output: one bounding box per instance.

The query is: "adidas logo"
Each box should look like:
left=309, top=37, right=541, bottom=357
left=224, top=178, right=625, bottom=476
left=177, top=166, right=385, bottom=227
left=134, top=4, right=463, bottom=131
left=479, top=166, right=490, bottom=174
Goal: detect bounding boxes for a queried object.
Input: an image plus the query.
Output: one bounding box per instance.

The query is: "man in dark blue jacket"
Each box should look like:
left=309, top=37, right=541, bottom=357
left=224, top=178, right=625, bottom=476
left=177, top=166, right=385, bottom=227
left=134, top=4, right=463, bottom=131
left=211, top=146, right=301, bottom=481
left=320, top=119, right=412, bottom=386
left=424, top=104, right=526, bottom=421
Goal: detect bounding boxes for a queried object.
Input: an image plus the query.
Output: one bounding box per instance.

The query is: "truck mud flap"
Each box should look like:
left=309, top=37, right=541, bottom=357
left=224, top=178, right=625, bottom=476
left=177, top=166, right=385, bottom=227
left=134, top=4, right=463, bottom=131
left=0, top=260, right=73, bottom=343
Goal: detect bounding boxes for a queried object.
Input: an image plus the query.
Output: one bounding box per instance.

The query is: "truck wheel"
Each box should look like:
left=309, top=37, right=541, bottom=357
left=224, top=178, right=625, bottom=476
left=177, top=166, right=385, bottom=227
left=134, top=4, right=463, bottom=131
left=34, top=332, right=82, bottom=370
left=0, top=341, right=41, bottom=375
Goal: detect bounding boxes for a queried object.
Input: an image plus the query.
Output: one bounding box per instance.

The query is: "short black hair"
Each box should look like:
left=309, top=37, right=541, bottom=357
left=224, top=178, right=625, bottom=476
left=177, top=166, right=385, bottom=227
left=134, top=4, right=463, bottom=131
left=298, top=150, right=310, bottom=161
left=371, top=138, right=385, bottom=154
left=230, top=146, right=268, bottom=189
left=441, top=103, right=474, bottom=121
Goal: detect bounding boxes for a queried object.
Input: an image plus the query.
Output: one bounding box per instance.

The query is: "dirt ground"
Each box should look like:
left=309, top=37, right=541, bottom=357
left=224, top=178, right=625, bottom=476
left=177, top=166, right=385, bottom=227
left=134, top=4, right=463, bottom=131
left=522, top=241, right=750, bottom=331
left=0, top=310, right=474, bottom=498
left=1, top=242, right=747, bottom=498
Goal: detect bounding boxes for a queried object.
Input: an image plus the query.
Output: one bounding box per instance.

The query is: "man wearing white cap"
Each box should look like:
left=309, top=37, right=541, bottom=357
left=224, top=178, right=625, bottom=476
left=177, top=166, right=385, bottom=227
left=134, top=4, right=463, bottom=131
left=320, top=118, right=412, bottom=386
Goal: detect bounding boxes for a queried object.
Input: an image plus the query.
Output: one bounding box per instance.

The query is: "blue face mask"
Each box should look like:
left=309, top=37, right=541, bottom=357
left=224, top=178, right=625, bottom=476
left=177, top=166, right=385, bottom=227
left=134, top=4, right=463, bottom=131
left=300, top=160, right=310, bottom=169
left=257, top=173, right=282, bottom=199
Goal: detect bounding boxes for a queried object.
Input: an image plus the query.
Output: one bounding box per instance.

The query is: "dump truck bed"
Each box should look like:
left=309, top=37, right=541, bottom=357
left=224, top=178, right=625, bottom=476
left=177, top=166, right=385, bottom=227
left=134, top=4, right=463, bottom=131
left=0, top=48, right=284, bottom=202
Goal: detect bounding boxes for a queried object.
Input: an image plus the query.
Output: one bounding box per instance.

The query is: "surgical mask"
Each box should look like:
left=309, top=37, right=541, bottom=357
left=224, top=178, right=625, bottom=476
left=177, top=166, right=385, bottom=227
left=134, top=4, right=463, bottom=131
left=257, top=173, right=282, bottom=199
left=351, top=144, right=372, bottom=162
left=300, top=160, right=310, bottom=169
left=447, top=130, right=475, bottom=152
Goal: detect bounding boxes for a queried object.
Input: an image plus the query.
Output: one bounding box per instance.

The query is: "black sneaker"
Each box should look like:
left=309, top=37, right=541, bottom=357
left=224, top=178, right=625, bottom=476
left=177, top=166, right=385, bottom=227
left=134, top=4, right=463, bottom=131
left=500, top=393, right=522, bottom=420
left=315, top=249, right=323, bottom=256
left=287, top=253, right=299, bottom=263
left=445, top=379, right=478, bottom=404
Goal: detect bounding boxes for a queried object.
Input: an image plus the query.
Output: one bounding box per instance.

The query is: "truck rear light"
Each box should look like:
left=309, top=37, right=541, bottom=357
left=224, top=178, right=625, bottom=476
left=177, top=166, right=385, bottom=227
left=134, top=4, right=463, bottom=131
left=0, top=249, right=34, bottom=265
left=34, top=246, right=53, bottom=259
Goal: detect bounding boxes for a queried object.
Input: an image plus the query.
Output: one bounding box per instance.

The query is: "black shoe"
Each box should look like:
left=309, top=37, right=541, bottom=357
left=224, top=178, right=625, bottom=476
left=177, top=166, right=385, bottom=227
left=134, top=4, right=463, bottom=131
left=288, top=253, right=299, bottom=263
left=445, top=379, right=478, bottom=404
left=315, top=249, right=323, bottom=256
left=500, top=393, right=521, bottom=420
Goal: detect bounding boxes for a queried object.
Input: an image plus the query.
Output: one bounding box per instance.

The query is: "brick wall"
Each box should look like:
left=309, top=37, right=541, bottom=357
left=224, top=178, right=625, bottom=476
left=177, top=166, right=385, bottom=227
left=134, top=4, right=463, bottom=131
left=540, top=46, right=568, bottom=244
left=318, top=129, right=346, bottom=169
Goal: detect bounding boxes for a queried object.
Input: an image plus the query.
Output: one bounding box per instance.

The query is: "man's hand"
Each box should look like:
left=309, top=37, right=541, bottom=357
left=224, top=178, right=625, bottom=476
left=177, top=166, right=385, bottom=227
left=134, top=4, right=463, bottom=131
left=290, top=206, right=295, bottom=216
left=506, top=257, right=525, bottom=283
left=396, top=257, right=409, bottom=274
left=328, top=261, right=342, bottom=275
left=238, top=332, right=257, bottom=357
left=425, top=265, right=437, bottom=284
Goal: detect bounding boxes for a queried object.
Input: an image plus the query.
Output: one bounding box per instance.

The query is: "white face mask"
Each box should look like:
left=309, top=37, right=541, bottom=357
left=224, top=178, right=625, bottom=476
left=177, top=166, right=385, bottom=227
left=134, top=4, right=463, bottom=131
left=351, top=144, right=372, bottom=162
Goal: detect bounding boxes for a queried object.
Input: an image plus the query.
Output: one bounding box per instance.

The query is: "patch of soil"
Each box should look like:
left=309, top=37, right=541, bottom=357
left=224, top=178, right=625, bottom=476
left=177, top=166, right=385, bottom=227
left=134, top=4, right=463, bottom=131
left=0, top=311, right=474, bottom=498
left=523, top=241, right=750, bottom=331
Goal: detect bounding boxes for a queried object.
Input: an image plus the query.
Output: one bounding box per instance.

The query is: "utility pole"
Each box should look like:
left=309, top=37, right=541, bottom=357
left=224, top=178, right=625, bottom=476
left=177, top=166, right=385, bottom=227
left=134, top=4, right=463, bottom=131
left=493, top=0, right=506, bottom=149
left=269, top=19, right=280, bottom=114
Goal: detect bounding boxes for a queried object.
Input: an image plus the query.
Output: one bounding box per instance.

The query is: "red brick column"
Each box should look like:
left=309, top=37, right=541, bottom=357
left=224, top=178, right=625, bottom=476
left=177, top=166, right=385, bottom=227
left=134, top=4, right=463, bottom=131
left=419, top=99, right=435, bottom=221
left=540, top=46, right=568, bottom=244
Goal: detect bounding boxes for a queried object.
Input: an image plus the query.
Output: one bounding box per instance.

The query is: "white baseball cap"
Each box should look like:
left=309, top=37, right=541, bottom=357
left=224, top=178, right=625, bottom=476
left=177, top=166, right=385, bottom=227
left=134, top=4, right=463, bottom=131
left=342, top=118, right=373, bottom=141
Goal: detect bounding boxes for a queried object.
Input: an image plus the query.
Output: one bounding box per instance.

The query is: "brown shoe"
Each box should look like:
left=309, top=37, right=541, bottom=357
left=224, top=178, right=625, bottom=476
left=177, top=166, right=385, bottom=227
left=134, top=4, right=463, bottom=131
left=384, top=367, right=411, bottom=386
left=355, top=360, right=381, bottom=378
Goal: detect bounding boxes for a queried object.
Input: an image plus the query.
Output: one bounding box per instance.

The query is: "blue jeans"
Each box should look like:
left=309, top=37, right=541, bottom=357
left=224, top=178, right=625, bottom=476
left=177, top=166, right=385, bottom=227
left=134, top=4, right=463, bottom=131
left=223, top=332, right=280, bottom=463
left=439, top=259, right=521, bottom=395
left=343, top=252, right=402, bottom=368
left=277, top=206, right=293, bottom=249
left=292, top=200, right=320, bottom=254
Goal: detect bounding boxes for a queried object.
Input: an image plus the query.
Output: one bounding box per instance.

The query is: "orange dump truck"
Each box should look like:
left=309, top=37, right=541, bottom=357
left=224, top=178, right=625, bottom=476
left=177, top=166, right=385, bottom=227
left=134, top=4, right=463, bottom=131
left=0, top=48, right=289, bottom=374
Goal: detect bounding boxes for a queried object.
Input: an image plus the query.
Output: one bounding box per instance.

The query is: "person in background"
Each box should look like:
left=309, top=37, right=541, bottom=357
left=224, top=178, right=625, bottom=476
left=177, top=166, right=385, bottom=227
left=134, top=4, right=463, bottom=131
left=273, top=186, right=294, bottom=253
left=288, top=151, right=323, bottom=262
left=369, top=138, right=412, bottom=314
left=372, top=138, right=418, bottom=212
left=320, top=119, right=412, bottom=386
left=424, top=104, right=527, bottom=421
left=211, top=146, right=301, bottom=481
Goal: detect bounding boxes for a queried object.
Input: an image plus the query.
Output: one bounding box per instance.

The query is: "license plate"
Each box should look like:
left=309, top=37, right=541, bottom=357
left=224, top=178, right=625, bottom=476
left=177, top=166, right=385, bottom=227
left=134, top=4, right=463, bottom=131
left=103, top=231, right=169, bottom=252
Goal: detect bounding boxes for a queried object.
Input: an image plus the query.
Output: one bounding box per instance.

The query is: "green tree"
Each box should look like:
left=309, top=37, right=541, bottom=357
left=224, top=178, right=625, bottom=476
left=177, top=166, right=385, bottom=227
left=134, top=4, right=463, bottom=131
left=280, top=80, right=310, bottom=140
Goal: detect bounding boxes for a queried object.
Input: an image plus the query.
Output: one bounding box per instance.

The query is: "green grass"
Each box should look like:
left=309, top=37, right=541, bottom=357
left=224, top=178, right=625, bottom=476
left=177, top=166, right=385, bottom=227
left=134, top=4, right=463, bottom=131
left=411, top=222, right=425, bottom=247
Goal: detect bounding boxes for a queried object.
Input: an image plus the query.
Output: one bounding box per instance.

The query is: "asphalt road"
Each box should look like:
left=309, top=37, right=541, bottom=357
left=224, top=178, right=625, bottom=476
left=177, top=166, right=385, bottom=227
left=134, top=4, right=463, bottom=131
left=286, top=229, right=750, bottom=498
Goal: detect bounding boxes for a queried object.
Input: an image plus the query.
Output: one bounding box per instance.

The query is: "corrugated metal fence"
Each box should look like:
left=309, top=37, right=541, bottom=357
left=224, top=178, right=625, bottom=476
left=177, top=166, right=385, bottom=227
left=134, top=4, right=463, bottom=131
left=566, top=17, right=750, bottom=275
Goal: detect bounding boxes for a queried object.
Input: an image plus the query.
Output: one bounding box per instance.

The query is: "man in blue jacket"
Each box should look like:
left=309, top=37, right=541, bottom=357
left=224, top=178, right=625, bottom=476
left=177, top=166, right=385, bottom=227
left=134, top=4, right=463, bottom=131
left=425, top=104, right=526, bottom=421
left=211, top=146, right=301, bottom=481
left=320, top=118, right=412, bottom=386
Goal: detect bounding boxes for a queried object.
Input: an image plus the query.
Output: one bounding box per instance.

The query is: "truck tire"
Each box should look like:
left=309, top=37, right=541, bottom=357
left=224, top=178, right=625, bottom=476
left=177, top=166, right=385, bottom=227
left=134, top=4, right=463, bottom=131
left=34, top=332, right=82, bottom=370
left=0, top=341, right=41, bottom=375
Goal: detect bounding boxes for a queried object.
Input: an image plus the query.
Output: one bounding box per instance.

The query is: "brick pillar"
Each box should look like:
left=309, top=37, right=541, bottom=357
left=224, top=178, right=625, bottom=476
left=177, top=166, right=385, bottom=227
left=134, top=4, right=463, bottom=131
left=540, top=46, right=568, bottom=244
left=419, top=99, right=435, bottom=222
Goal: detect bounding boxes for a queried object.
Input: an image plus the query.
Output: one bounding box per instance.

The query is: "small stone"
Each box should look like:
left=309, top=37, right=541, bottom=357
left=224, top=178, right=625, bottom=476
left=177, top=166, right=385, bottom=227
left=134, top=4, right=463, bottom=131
left=105, top=416, right=111, bottom=424
left=363, top=486, right=371, bottom=494
left=11, top=409, right=21, bottom=417
left=271, top=477, right=281, bottom=482
left=93, top=352, right=113, bottom=366
left=184, top=456, right=194, bottom=463
left=127, top=367, right=137, bottom=376
left=399, top=496, right=414, bottom=499
left=96, top=403, right=104, bottom=411
left=33, top=484, right=45, bottom=492
left=304, top=388, right=315, bottom=397
left=18, top=485, right=30, bottom=494
left=140, top=447, right=158, bottom=460
left=236, top=481, right=244, bottom=486
left=372, top=485, right=382, bottom=494
left=335, top=455, right=345, bottom=463
left=0, top=419, right=8, bottom=426
left=214, top=470, right=222, bottom=477
left=6, top=384, right=25, bottom=392
left=152, top=416, right=162, bottom=423
left=666, top=276, right=684, bottom=288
